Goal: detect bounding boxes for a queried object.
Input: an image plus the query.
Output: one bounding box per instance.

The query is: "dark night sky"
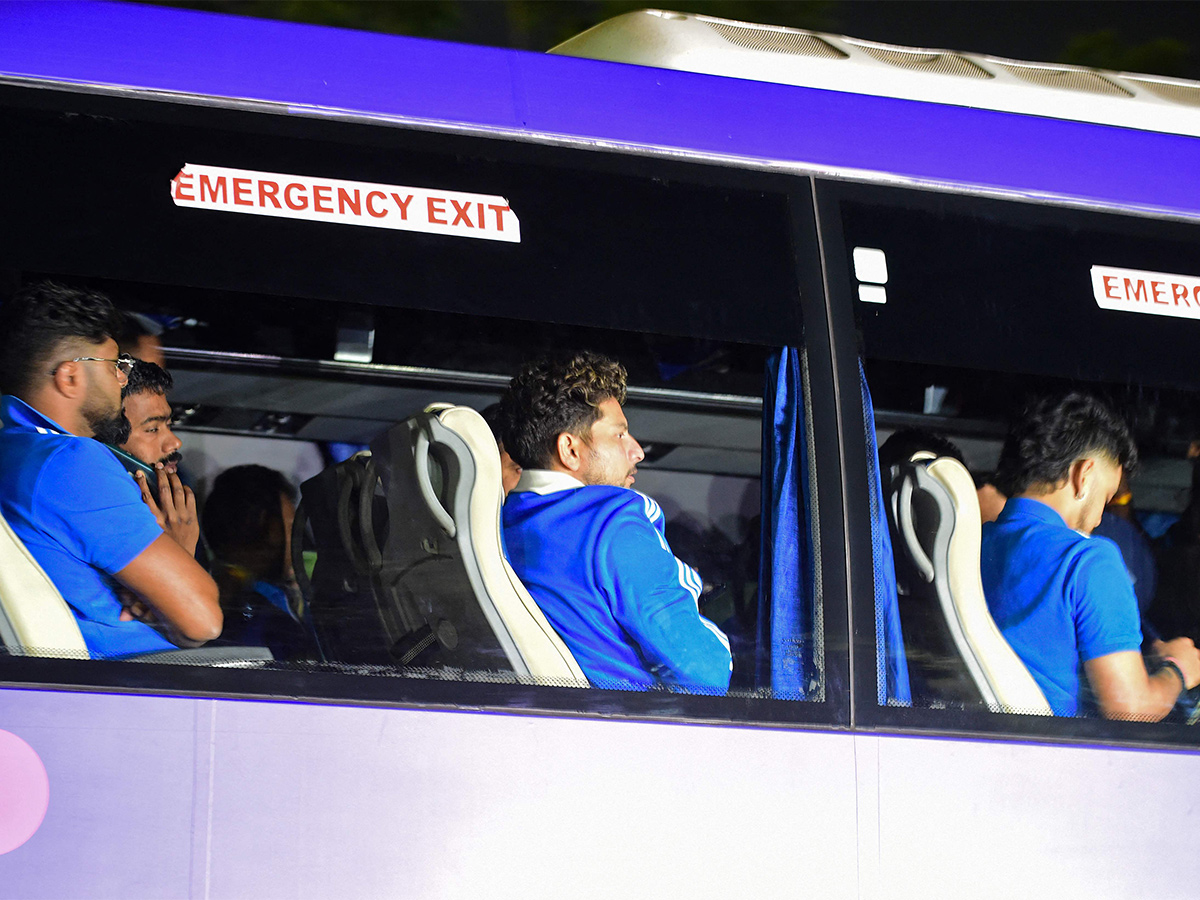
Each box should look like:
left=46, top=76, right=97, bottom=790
left=829, top=2, right=1200, bottom=77
left=157, top=2, right=1200, bottom=80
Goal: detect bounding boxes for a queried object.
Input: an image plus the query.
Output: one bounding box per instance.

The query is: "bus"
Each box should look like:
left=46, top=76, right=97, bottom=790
left=2, top=3, right=1200, bottom=897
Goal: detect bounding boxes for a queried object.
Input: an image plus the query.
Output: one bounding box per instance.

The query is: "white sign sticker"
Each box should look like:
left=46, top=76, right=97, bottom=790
left=170, top=163, right=520, bottom=243
left=1091, top=265, right=1200, bottom=320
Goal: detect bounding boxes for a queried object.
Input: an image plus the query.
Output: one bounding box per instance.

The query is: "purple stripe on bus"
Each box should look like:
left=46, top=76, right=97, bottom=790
left=2, top=2, right=1198, bottom=220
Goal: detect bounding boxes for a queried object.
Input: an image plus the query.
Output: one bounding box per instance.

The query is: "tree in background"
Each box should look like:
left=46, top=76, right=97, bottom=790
left=1062, top=29, right=1190, bottom=79
left=145, top=1, right=1194, bottom=80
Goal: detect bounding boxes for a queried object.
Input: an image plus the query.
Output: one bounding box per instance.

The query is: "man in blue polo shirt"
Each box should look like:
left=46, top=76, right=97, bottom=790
left=0, top=282, right=221, bottom=657
left=982, top=392, right=1200, bottom=719
left=499, top=352, right=732, bottom=692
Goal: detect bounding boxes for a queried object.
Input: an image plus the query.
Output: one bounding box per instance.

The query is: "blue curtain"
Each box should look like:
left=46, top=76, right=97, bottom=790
left=758, top=348, right=817, bottom=698
left=757, top=348, right=910, bottom=705
left=860, top=363, right=911, bottom=705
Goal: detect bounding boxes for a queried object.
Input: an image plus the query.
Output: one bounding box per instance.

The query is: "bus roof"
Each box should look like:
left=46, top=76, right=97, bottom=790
left=4, top=1, right=1200, bottom=223
left=552, top=10, right=1200, bottom=139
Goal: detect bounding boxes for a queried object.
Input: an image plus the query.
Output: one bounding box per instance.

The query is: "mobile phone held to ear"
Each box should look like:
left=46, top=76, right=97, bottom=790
left=102, top=443, right=159, bottom=501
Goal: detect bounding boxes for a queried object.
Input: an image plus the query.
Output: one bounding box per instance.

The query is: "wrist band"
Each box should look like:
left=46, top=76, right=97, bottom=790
left=1160, top=657, right=1186, bottom=693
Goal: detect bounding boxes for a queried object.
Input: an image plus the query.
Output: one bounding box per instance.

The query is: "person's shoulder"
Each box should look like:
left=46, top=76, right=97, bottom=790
left=1057, top=530, right=1129, bottom=588
left=1079, top=531, right=1127, bottom=564
left=577, top=484, right=649, bottom=507
left=37, top=437, right=137, bottom=497
left=582, top=487, right=666, bottom=529
left=42, top=435, right=127, bottom=473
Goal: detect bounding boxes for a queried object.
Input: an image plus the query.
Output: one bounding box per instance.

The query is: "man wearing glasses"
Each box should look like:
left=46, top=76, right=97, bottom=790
left=0, top=281, right=221, bottom=657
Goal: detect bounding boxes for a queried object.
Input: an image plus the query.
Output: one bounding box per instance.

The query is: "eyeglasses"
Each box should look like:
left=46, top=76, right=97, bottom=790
left=50, top=353, right=136, bottom=383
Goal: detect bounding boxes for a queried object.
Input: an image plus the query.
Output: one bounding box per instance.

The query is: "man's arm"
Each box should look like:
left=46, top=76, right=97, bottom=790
left=36, top=440, right=220, bottom=648
left=601, top=502, right=732, bottom=691
left=115, top=534, right=222, bottom=647
left=1084, top=637, right=1200, bottom=721
left=1073, top=541, right=1198, bottom=721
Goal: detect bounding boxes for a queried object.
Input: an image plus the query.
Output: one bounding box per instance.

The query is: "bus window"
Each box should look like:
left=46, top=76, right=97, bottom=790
left=0, top=83, right=840, bottom=723
left=2, top=277, right=827, bottom=710
left=833, top=181, right=1200, bottom=738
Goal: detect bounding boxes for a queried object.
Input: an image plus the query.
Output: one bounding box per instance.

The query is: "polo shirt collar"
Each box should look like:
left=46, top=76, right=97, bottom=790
left=512, top=469, right=585, bottom=495
left=1000, top=496, right=1068, bottom=529
left=0, top=395, right=69, bottom=435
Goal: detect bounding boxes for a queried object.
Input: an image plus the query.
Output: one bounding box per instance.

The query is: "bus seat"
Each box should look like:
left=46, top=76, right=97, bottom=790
left=355, top=404, right=586, bottom=683
left=0, top=506, right=272, bottom=666
left=0, top=506, right=89, bottom=657
left=888, top=453, right=1051, bottom=715
left=295, top=451, right=395, bottom=663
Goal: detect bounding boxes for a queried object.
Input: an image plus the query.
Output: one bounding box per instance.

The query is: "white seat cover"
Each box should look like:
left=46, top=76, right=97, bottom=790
left=436, top=406, right=587, bottom=684
left=926, top=457, right=1051, bottom=715
left=0, top=507, right=89, bottom=657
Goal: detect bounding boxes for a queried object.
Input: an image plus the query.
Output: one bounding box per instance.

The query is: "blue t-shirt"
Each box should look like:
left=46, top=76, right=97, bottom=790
left=502, top=471, right=732, bottom=692
left=0, top=395, right=171, bottom=657
left=980, top=497, right=1143, bottom=716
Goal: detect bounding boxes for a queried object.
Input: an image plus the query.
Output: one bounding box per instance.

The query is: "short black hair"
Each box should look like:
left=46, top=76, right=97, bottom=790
left=0, top=281, right=123, bottom=398
left=122, top=359, right=173, bottom=399
left=994, top=392, right=1138, bottom=496
left=498, top=352, right=628, bottom=470
left=203, top=465, right=297, bottom=578
left=878, top=428, right=966, bottom=473
left=116, top=311, right=162, bottom=348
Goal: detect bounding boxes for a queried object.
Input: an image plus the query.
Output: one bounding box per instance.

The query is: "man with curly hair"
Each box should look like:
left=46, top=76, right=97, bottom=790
left=982, top=392, right=1200, bottom=719
left=0, top=281, right=220, bottom=657
left=499, top=351, right=732, bottom=692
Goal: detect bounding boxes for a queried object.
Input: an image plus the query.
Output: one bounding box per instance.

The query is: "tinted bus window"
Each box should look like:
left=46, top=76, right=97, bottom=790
left=0, top=85, right=842, bottom=725
left=830, top=181, right=1200, bottom=741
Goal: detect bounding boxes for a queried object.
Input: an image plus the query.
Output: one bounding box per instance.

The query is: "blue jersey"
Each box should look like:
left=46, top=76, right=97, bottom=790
left=981, top=498, right=1143, bottom=716
left=502, top=470, right=732, bottom=692
left=0, top=395, right=171, bottom=657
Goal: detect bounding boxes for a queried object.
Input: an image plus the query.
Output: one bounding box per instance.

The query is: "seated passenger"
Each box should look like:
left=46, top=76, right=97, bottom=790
left=877, top=426, right=1006, bottom=523
left=0, top=282, right=220, bottom=655
left=981, top=393, right=1199, bottom=719
left=877, top=426, right=965, bottom=473
left=976, top=481, right=1007, bottom=525
left=117, top=310, right=166, bottom=368
left=499, top=352, right=732, bottom=692
left=1092, top=471, right=1158, bottom=631
left=1152, top=457, right=1200, bottom=644
left=203, top=464, right=317, bottom=659
left=117, top=359, right=183, bottom=473
left=481, top=402, right=523, bottom=497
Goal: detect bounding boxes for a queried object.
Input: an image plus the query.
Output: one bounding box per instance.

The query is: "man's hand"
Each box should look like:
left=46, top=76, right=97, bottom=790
left=1152, top=637, right=1200, bottom=689
left=136, top=466, right=200, bottom=556
left=1087, top=638, right=1200, bottom=721
left=116, top=588, right=159, bottom=625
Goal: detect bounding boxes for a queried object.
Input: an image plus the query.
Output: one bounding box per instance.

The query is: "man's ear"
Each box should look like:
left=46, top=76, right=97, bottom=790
left=50, top=360, right=85, bottom=400
left=1071, top=457, right=1096, bottom=499
left=556, top=431, right=584, bottom=473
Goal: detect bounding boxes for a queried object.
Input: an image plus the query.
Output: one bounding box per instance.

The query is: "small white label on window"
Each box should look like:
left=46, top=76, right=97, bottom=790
left=858, top=284, right=887, bottom=304
left=1091, top=265, right=1200, bottom=320
left=853, top=247, right=888, bottom=285
left=171, top=163, right=520, bottom=243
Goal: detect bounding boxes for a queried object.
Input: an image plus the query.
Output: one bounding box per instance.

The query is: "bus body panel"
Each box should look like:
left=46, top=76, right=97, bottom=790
left=2, top=687, right=1198, bottom=897
left=0, top=687, right=860, bottom=899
